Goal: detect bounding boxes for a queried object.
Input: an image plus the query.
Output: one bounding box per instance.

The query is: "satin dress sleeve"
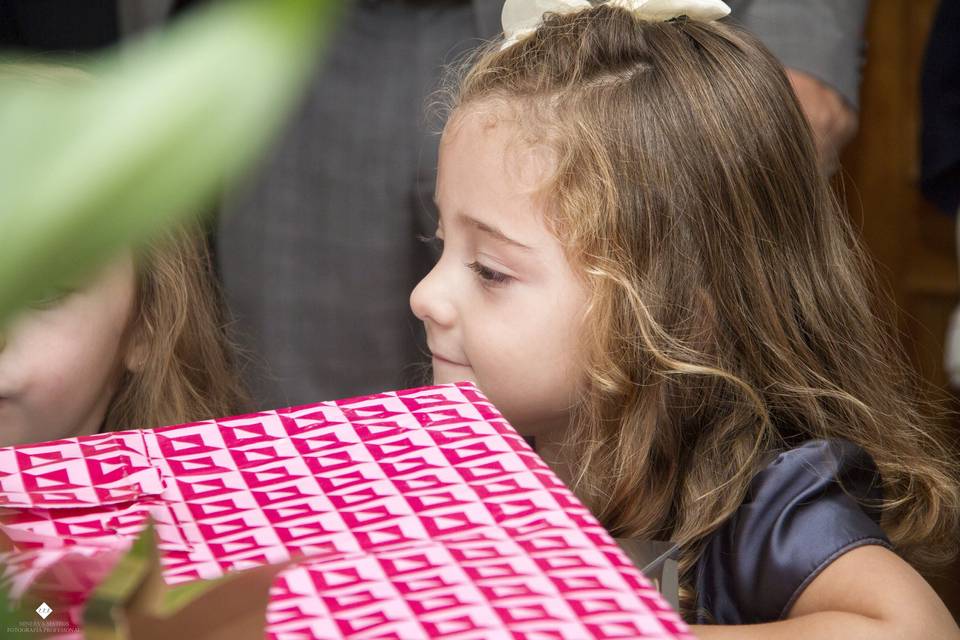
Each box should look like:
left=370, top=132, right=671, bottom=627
left=693, top=439, right=892, bottom=624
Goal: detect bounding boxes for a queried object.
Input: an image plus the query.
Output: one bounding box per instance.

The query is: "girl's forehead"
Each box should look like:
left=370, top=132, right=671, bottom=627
left=443, top=102, right=512, bottom=141
left=442, top=102, right=557, bottom=189
left=444, top=94, right=552, bottom=141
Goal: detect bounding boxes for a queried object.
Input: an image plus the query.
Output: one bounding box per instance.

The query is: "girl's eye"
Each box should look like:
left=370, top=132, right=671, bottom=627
left=29, top=287, right=73, bottom=310
left=467, top=261, right=511, bottom=286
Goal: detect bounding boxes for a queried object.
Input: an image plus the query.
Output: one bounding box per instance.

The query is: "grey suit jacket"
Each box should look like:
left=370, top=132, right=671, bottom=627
left=472, top=0, right=869, bottom=108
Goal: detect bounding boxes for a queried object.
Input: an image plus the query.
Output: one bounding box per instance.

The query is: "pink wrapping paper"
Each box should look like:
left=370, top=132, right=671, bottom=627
left=0, top=382, right=690, bottom=639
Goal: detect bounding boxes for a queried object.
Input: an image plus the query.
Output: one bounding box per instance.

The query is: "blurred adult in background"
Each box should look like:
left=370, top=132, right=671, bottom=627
left=217, top=0, right=870, bottom=410
left=729, top=0, right=867, bottom=174
left=920, top=0, right=960, bottom=388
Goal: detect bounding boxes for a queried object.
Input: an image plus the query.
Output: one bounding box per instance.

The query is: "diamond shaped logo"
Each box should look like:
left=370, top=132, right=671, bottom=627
left=36, top=602, right=52, bottom=619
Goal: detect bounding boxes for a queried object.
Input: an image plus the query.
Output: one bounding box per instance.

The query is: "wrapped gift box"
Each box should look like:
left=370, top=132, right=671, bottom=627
left=0, top=382, right=690, bottom=639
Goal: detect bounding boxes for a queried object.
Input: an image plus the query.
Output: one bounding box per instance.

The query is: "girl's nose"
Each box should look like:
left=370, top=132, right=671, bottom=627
left=410, top=264, right=457, bottom=328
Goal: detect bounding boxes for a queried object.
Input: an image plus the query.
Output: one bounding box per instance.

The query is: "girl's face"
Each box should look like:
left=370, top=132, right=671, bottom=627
left=410, top=105, right=588, bottom=443
left=0, top=255, right=139, bottom=446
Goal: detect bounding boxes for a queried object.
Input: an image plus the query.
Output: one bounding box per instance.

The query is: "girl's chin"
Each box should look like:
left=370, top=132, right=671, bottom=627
left=430, top=364, right=476, bottom=387
left=433, top=375, right=476, bottom=386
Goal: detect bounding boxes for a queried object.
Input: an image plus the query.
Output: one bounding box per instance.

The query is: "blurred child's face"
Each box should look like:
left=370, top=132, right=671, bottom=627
left=411, top=105, right=587, bottom=443
left=0, top=255, right=139, bottom=446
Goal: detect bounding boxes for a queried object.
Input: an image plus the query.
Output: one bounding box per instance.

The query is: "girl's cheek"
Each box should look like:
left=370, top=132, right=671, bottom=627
left=0, top=322, right=41, bottom=377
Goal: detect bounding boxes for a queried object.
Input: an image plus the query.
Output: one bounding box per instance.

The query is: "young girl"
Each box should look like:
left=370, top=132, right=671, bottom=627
left=0, top=221, right=247, bottom=447
left=410, top=0, right=960, bottom=636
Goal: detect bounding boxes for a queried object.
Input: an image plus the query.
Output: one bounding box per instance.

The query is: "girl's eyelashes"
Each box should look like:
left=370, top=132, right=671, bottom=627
left=417, top=233, right=444, bottom=252
left=417, top=233, right=440, bottom=245
left=29, top=287, right=74, bottom=310
left=418, top=230, right=509, bottom=286
left=467, top=261, right=512, bottom=286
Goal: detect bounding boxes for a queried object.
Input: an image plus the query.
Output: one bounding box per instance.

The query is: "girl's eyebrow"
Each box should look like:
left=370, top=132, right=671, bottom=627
left=433, top=198, right=533, bottom=251
left=462, top=214, right=533, bottom=252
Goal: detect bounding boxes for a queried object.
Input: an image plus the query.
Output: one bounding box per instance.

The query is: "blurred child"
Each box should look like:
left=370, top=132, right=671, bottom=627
left=410, top=0, right=960, bottom=635
left=0, top=225, right=247, bottom=446
left=0, top=64, right=246, bottom=446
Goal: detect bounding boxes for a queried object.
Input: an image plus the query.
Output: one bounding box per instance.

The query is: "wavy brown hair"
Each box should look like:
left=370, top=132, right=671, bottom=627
left=442, top=5, right=960, bottom=616
left=103, top=222, right=248, bottom=430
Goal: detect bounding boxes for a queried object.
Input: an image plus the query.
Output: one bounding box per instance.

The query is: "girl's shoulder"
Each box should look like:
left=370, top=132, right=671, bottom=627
left=693, top=439, right=892, bottom=625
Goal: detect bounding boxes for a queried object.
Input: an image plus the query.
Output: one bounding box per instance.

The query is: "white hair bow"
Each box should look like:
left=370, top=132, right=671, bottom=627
left=501, top=0, right=732, bottom=49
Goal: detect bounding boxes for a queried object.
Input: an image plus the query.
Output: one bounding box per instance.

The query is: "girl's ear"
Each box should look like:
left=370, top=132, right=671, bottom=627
left=123, top=323, right=149, bottom=373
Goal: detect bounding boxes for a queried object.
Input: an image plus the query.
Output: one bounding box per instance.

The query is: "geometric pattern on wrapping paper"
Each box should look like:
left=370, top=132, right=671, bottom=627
left=0, top=382, right=690, bottom=639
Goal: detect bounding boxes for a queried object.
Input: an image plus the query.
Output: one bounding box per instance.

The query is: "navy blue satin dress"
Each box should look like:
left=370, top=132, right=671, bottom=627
left=694, top=439, right=892, bottom=624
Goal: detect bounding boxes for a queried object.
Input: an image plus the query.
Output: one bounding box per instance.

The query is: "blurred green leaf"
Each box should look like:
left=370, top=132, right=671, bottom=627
left=0, top=0, right=342, bottom=325
left=82, top=521, right=161, bottom=636
left=0, top=580, right=37, bottom=639
left=83, top=519, right=289, bottom=640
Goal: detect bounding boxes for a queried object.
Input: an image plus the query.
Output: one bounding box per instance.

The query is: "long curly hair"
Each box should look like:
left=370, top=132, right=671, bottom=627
left=441, top=4, right=960, bottom=617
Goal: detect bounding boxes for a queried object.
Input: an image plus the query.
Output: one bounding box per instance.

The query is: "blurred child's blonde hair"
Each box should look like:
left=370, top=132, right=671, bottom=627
left=105, top=223, right=248, bottom=430
left=442, top=5, right=959, bottom=615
